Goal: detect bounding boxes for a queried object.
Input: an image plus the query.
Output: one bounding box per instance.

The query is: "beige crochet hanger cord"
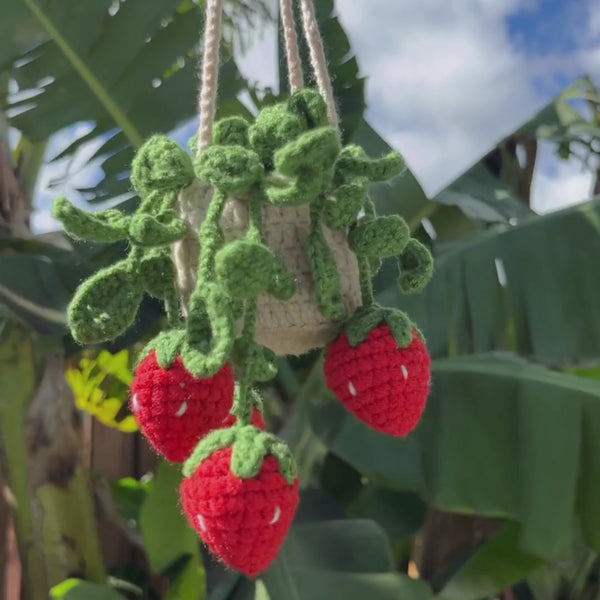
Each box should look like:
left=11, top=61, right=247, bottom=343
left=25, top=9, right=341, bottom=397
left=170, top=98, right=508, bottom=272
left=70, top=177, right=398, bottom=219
left=174, top=0, right=361, bottom=356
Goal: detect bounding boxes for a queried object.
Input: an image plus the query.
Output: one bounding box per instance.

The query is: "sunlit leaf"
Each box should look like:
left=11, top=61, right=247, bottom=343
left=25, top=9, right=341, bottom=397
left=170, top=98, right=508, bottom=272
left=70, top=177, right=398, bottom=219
left=65, top=349, right=136, bottom=432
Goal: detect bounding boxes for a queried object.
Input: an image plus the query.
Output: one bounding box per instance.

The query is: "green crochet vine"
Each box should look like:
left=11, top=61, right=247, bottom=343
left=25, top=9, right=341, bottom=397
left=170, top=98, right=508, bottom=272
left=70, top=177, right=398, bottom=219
left=53, top=89, right=434, bottom=453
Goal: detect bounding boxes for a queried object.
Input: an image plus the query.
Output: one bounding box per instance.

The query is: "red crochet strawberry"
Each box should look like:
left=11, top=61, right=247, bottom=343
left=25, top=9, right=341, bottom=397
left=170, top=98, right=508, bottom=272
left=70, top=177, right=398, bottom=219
left=324, top=323, right=430, bottom=436
left=180, top=444, right=299, bottom=576
left=130, top=351, right=235, bottom=463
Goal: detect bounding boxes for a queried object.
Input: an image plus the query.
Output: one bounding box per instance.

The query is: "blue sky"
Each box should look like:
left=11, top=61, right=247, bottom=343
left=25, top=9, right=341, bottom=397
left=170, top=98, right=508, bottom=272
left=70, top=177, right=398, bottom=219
left=506, top=0, right=595, bottom=56
left=31, top=0, right=600, bottom=232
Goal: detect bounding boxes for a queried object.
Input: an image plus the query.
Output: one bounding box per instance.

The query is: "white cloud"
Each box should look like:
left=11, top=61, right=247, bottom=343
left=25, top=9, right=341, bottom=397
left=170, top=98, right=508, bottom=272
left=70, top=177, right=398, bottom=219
left=588, top=0, right=600, bottom=40
left=334, top=0, right=546, bottom=195
left=234, top=7, right=278, bottom=90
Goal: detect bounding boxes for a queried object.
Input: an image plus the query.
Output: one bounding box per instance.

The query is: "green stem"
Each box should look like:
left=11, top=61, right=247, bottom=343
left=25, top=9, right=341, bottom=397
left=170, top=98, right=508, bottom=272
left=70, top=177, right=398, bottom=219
left=247, top=190, right=263, bottom=243
left=182, top=189, right=233, bottom=376
left=363, top=196, right=377, bottom=218
left=228, top=191, right=265, bottom=424
left=128, top=245, right=145, bottom=266
left=196, top=188, right=228, bottom=284
left=230, top=300, right=258, bottom=425
left=23, top=0, right=143, bottom=149
left=307, top=197, right=345, bottom=319
left=358, top=255, right=375, bottom=306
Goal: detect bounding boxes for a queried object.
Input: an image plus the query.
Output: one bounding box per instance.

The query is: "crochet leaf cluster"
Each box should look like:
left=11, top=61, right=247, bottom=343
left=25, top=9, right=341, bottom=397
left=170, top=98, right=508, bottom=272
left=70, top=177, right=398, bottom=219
left=53, top=89, right=434, bottom=481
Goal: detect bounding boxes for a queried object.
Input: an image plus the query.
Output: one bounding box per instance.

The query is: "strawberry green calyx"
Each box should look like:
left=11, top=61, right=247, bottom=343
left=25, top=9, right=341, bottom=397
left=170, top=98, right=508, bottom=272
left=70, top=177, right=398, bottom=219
left=137, top=329, right=187, bottom=369
left=183, top=425, right=297, bottom=485
left=345, top=305, right=416, bottom=349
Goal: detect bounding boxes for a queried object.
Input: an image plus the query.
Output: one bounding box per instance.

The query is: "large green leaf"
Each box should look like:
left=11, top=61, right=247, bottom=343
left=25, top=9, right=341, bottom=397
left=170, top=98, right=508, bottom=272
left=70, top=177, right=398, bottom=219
left=261, top=571, right=431, bottom=600
left=348, top=486, right=427, bottom=541
left=310, top=354, right=600, bottom=561
left=437, top=523, right=543, bottom=600
left=518, top=77, right=600, bottom=161
left=434, top=162, right=532, bottom=223
left=139, top=461, right=205, bottom=592
left=50, top=579, right=125, bottom=600
left=260, top=519, right=432, bottom=600
left=275, top=519, right=395, bottom=573
left=7, top=0, right=246, bottom=202
left=385, top=199, right=600, bottom=365
left=0, top=236, right=91, bottom=334
left=430, top=77, right=598, bottom=229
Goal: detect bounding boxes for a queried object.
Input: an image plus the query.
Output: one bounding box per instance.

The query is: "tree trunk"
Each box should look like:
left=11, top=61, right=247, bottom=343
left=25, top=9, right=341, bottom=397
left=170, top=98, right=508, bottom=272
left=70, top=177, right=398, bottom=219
left=0, top=109, right=106, bottom=598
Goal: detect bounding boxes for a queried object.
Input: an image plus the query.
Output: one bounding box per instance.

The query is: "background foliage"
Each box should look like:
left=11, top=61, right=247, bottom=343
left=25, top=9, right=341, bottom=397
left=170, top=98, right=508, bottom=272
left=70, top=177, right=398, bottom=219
left=0, top=1, right=600, bottom=599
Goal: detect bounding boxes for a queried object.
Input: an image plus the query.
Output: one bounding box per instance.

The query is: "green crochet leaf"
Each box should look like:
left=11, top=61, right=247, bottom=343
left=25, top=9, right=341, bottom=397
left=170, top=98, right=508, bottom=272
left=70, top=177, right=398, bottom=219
left=138, top=248, right=180, bottom=326
left=139, top=248, right=176, bottom=298
left=362, top=151, right=405, bottom=182
left=128, top=210, right=187, bottom=247
left=68, top=259, right=144, bottom=344
left=287, top=88, right=328, bottom=130
left=52, top=196, right=130, bottom=243
left=195, top=145, right=263, bottom=195
left=248, top=104, right=304, bottom=169
left=212, top=116, right=250, bottom=147
left=335, top=145, right=405, bottom=183
left=348, top=215, right=410, bottom=259
left=398, top=238, right=434, bottom=294
left=306, top=224, right=345, bottom=320
left=334, top=144, right=367, bottom=183
left=274, top=127, right=340, bottom=176
left=323, top=177, right=369, bottom=229
left=130, top=134, right=194, bottom=197
left=215, top=240, right=286, bottom=300
left=264, top=128, right=340, bottom=206
left=182, top=284, right=235, bottom=378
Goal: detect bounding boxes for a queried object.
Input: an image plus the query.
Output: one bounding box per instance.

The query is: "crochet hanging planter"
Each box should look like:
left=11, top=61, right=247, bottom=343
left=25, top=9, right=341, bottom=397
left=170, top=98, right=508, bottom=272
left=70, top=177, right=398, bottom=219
left=53, top=88, right=434, bottom=576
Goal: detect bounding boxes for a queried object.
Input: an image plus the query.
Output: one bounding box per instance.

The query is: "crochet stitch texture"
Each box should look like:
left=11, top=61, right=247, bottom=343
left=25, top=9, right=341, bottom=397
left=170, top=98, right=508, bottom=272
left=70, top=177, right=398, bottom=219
left=324, top=326, right=430, bottom=437
left=180, top=446, right=299, bottom=577
left=129, top=351, right=234, bottom=463
left=52, top=88, right=435, bottom=576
